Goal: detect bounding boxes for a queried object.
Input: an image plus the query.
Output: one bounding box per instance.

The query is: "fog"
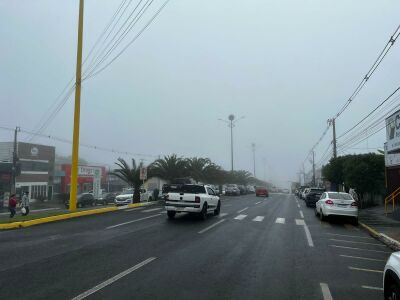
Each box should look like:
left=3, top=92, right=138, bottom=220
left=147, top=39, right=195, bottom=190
left=1, top=0, right=399, bottom=187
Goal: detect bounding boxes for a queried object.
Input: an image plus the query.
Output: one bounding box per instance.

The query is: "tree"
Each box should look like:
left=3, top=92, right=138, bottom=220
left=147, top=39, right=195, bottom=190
left=186, top=157, right=212, bottom=182
left=148, top=154, right=188, bottom=181
left=111, top=158, right=142, bottom=203
left=228, top=170, right=253, bottom=185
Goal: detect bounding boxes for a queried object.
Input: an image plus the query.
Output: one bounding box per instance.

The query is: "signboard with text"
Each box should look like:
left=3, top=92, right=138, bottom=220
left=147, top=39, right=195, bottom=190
left=386, top=110, right=400, bottom=153
left=385, top=143, right=400, bottom=167
left=140, top=167, right=147, bottom=181
left=92, top=168, right=102, bottom=199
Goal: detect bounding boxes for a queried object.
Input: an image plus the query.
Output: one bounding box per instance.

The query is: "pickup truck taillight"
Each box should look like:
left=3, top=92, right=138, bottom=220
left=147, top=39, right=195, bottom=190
left=195, top=196, right=201, bottom=203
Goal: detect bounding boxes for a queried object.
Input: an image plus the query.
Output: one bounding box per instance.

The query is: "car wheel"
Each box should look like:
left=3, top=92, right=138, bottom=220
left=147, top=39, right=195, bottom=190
left=386, top=283, right=400, bottom=300
left=314, top=208, right=319, bottom=217
left=319, top=209, right=325, bottom=221
left=200, top=203, right=208, bottom=220
left=167, top=211, right=176, bottom=219
left=214, top=201, right=221, bottom=216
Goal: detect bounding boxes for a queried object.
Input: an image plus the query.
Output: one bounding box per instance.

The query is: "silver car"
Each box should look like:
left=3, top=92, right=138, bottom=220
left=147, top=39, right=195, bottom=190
left=315, top=192, right=358, bottom=224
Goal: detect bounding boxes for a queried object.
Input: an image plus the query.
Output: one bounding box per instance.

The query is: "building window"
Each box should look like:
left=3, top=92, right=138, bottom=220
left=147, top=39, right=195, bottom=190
left=20, top=161, right=49, bottom=172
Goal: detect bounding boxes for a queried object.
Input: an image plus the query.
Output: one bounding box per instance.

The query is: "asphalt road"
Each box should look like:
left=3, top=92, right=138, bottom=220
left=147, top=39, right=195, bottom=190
left=0, top=193, right=392, bottom=300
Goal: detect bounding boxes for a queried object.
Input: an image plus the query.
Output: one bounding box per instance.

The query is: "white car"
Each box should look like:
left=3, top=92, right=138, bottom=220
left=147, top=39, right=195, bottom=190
left=165, top=184, right=220, bottom=220
left=315, top=192, right=358, bottom=224
left=115, top=188, right=153, bottom=205
left=384, top=251, right=400, bottom=299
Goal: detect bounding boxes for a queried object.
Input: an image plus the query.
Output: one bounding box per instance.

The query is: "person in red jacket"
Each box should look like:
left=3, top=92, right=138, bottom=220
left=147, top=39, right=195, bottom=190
left=8, top=194, right=17, bottom=218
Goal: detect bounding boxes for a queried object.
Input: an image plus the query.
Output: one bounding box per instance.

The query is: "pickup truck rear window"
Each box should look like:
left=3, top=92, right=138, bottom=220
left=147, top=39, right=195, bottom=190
left=182, top=185, right=206, bottom=194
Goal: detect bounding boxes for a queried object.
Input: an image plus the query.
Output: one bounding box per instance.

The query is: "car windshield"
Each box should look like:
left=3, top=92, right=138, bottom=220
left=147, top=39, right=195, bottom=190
left=328, top=193, right=353, bottom=200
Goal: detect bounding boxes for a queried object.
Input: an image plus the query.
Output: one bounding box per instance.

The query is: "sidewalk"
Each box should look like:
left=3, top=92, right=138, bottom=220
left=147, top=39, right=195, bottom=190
left=359, top=204, right=400, bottom=250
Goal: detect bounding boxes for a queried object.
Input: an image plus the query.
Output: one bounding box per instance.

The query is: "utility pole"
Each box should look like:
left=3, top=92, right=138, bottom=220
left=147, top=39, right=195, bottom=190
left=312, top=150, right=316, bottom=186
left=229, top=114, right=234, bottom=172
left=252, top=143, right=256, bottom=177
left=69, top=0, right=85, bottom=211
left=328, top=118, right=337, bottom=159
left=11, top=126, right=20, bottom=194
left=263, top=158, right=267, bottom=182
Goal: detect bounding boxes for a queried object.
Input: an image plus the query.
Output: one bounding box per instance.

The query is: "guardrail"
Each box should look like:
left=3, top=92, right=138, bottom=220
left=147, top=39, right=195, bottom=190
left=385, top=186, right=400, bottom=215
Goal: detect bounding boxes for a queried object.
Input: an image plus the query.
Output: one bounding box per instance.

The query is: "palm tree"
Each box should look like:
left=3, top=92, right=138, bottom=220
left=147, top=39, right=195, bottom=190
left=149, top=154, right=188, bottom=181
left=111, top=158, right=142, bottom=203
left=229, top=170, right=253, bottom=185
left=186, top=157, right=212, bottom=182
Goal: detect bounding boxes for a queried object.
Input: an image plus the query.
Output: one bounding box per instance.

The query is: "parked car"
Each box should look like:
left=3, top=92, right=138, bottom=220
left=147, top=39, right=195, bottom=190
left=97, top=192, right=117, bottom=205
left=165, top=184, right=220, bottom=220
left=302, top=188, right=310, bottom=200
left=64, top=193, right=95, bottom=208
left=305, top=188, right=325, bottom=207
left=384, top=251, right=400, bottom=299
left=140, top=189, right=155, bottom=202
left=246, top=185, right=256, bottom=193
left=115, top=189, right=134, bottom=206
left=255, top=186, right=269, bottom=197
left=238, top=185, right=247, bottom=195
left=225, top=184, right=241, bottom=196
left=315, top=192, right=358, bottom=224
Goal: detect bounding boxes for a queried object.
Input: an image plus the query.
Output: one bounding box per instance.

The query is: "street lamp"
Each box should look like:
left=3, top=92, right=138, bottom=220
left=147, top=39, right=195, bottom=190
left=218, top=114, right=245, bottom=172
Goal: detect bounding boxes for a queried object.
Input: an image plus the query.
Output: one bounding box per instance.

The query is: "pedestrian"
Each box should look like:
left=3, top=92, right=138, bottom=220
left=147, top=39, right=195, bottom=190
left=21, top=191, right=30, bottom=216
left=9, top=194, right=17, bottom=218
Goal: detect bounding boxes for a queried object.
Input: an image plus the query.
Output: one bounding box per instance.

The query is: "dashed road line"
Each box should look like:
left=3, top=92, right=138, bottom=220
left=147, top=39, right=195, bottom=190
left=339, top=254, right=386, bottom=262
left=142, top=207, right=163, bottom=213
left=348, top=266, right=383, bottom=273
left=253, top=216, right=264, bottom=222
left=299, top=210, right=304, bottom=218
left=330, top=245, right=391, bottom=253
left=106, top=214, right=162, bottom=229
left=198, top=219, right=226, bottom=234
left=329, top=238, right=385, bottom=247
left=275, top=218, right=285, bottom=224
left=325, top=233, right=373, bottom=239
left=297, top=204, right=300, bottom=208
left=237, top=207, right=248, bottom=213
left=362, top=285, right=383, bottom=291
left=234, top=214, right=247, bottom=221
left=296, top=219, right=314, bottom=247
left=125, top=207, right=145, bottom=212
left=320, top=283, right=333, bottom=300
left=71, top=257, right=156, bottom=300
left=255, top=201, right=262, bottom=205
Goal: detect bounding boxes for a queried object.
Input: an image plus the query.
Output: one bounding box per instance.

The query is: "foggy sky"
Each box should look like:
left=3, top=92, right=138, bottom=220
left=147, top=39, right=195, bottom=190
left=1, top=0, right=400, bottom=187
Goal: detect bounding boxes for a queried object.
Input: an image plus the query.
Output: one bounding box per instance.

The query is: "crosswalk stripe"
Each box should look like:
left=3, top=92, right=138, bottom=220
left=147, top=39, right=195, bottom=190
left=234, top=214, right=247, bottom=220
left=142, top=207, right=163, bottom=213
left=253, top=216, right=264, bottom=222
left=275, top=218, right=285, bottom=224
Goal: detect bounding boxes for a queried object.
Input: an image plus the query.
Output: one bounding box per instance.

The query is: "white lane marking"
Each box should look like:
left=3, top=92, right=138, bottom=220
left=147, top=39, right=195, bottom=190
left=297, top=204, right=300, bottom=208
left=325, top=233, right=373, bottom=239
left=255, top=201, right=262, bottom=205
left=275, top=218, right=285, bottom=224
left=219, top=213, right=228, bottom=218
left=339, top=255, right=386, bottom=262
left=362, top=285, right=383, bottom=291
left=234, top=214, right=247, bottom=220
left=320, top=283, right=333, bottom=300
left=299, top=210, right=304, bottom=218
left=106, top=214, right=162, bottom=229
left=329, top=238, right=385, bottom=247
left=198, top=219, right=226, bottom=234
left=72, top=257, right=156, bottom=300
left=296, top=219, right=314, bottom=247
left=142, top=207, right=163, bottom=213
left=330, top=245, right=391, bottom=253
left=237, top=207, right=248, bottom=213
left=117, top=205, right=129, bottom=210
left=348, top=266, right=383, bottom=273
left=253, top=216, right=264, bottom=222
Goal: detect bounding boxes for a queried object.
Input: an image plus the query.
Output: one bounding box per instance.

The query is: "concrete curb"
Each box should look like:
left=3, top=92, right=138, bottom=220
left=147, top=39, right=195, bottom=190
left=0, top=201, right=160, bottom=230
left=360, top=222, right=400, bottom=251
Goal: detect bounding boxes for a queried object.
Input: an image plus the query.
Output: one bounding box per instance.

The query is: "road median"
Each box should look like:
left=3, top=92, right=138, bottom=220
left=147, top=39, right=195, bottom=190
left=0, top=201, right=159, bottom=230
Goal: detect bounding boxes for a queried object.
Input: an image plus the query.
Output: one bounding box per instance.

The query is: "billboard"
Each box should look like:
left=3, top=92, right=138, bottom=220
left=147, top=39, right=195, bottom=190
left=386, top=109, right=400, bottom=153
left=140, top=167, right=147, bottom=181
left=385, top=143, right=400, bottom=167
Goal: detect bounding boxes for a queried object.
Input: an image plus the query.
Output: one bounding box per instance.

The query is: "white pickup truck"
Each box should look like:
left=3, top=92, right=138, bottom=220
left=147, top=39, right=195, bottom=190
left=165, top=184, right=221, bottom=220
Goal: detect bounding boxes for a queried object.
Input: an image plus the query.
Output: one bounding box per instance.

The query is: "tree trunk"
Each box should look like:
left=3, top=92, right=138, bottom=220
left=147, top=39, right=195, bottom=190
left=133, top=184, right=141, bottom=203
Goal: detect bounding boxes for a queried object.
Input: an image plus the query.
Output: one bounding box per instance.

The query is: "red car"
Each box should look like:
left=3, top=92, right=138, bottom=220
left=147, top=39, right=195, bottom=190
left=256, top=187, right=269, bottom=197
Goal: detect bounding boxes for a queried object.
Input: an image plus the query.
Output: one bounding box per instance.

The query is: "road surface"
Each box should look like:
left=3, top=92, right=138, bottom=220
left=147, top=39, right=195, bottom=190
left=0, top=193, right=390, bottom=299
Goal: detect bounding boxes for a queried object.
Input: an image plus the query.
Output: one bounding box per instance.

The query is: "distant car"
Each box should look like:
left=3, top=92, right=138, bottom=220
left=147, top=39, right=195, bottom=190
left=315, top=192, right=358, bottom=224
left=302, top=188, right=310, bottom=200
left=246, top=185, right=256, bottom=193
left=305, top=188, right=325, bottom=207
left=238, top=185, right=247, bottom=195
left=225, top=184, right=240, bottom=196
left=97, top=192, right=117, bottom=205
left=65, top=193, right=95, bottom=208
left=115, top=190, right=134, bottom=206
left=384, top=252, right=400, bottom=300
left=255, top=187, right=269, bottom=197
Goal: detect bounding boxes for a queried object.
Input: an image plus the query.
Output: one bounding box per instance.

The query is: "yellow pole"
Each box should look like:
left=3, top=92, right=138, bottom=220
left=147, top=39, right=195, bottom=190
left=69, top=0, right=85, bottom=211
